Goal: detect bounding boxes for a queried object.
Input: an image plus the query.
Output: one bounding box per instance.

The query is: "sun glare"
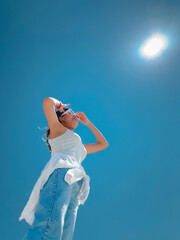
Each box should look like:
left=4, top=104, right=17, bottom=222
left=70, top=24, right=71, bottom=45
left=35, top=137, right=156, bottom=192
left=139, top=33, right=168, bottom=59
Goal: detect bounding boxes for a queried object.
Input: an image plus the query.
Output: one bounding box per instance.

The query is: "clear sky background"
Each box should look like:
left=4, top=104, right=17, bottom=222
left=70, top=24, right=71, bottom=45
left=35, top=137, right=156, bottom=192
left=1, top=0, right=180, bottom=239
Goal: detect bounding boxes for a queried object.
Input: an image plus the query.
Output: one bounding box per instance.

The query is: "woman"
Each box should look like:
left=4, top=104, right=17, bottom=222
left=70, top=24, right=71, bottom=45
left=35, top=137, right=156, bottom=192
left=19, top=97, right=109, bottom=240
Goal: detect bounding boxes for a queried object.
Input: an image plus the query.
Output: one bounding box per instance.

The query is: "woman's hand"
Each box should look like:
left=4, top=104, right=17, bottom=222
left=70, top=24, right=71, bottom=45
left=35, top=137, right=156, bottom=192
left=58, top=103, right=70, bottom=112
left=76, top=112, right=90, bottom=125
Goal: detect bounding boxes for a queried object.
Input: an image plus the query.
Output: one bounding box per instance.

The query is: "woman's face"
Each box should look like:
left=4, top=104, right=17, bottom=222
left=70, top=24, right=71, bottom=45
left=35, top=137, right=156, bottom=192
left=59, top=111, right=79, bottom=129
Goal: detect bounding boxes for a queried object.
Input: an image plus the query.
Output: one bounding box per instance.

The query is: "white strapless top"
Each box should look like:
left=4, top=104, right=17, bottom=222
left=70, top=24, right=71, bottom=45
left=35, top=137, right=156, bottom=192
left=19, top=129, right=90, bottom=226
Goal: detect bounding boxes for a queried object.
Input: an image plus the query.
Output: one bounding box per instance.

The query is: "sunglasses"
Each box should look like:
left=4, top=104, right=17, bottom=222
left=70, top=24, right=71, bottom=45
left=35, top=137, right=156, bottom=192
left=61, top=109, right=80, bottom=119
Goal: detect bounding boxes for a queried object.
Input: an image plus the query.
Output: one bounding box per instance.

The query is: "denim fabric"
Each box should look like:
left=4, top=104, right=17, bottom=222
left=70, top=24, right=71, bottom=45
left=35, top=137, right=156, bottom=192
left=23, top=167, right=83, bottom=240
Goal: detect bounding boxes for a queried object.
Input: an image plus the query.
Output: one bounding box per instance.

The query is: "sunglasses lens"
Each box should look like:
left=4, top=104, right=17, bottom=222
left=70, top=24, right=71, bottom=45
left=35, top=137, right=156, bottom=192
left=70, top=109, right=75, bottom=114
left=61, top=110, right=68, bottom=116
left=70, top=109, right=79, bottom=119
left=61, top=109, right=79, bottom=119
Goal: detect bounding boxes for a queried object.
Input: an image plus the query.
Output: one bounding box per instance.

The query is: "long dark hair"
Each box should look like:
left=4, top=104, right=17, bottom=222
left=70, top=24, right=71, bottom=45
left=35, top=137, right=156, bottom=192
left=40, top=107, right=69, bottom=155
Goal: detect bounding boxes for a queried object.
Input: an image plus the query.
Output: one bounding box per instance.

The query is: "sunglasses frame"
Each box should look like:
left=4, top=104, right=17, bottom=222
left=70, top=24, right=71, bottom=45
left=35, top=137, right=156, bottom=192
left=61, top=109, right=79, bottom=119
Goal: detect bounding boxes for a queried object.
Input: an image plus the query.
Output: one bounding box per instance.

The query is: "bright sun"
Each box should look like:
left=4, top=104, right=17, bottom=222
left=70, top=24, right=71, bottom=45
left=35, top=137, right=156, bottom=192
left=139, top=33, right=168, bottom=59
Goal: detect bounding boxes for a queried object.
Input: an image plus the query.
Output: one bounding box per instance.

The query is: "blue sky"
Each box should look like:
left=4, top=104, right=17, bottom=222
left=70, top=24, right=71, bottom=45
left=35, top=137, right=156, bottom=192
left=1, top=0, right=180, bottom=239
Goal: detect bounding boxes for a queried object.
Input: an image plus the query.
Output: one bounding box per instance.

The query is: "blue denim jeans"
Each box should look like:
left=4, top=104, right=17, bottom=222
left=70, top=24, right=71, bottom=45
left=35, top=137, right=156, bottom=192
left=23, top=167, right=83, bottom=240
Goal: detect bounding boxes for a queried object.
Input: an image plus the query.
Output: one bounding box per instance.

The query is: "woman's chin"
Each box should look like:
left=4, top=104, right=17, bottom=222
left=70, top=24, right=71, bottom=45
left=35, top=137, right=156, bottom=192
left=72, top=117, right=79, bottom=127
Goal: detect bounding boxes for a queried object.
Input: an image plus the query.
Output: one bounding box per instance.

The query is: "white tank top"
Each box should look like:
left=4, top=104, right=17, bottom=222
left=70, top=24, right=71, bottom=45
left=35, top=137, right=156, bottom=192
left=19, top=128, right=90, bottom=226
left=48, top=128, right=87, bottom=163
